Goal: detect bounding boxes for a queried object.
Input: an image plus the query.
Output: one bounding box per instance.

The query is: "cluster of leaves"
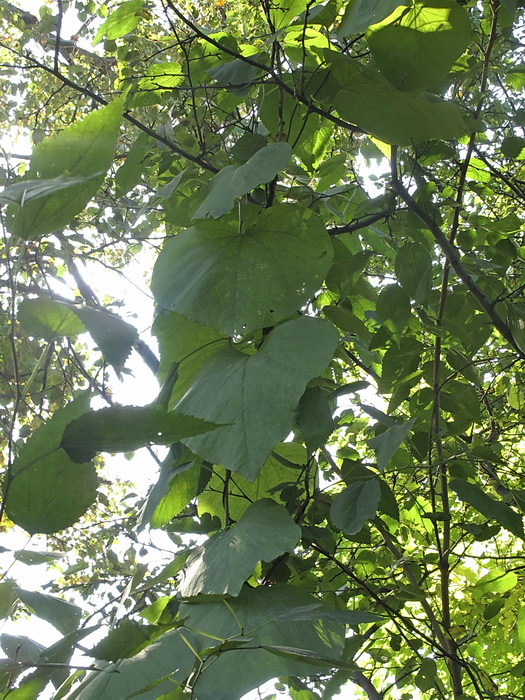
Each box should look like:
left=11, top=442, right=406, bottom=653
left=3, top=0, right=525, bottom=698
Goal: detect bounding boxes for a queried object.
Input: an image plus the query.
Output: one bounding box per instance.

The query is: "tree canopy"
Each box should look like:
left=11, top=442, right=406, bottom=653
left=2, top=0, right=525, bottom=698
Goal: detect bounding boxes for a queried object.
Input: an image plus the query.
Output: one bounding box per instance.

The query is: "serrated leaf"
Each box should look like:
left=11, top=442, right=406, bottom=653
left=176, top=317, right=340, bottom=480
left=330, top=479, right=381, bottom=534
left=152, top=203, right=333, bottom=335
left=61, top=404, right=221, bottom=463
left=179, top=499, right=301, bottom=596
left=193, top=143, right=292, bottom=219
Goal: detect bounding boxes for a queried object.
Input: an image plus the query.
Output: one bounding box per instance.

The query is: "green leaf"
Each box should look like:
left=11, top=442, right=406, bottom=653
left=395, top=242, right=433, bottom=303
left=1, top=634, right=44, bottom=665
left=10, top=99, right=122, bottom=239
left=115, top=132, right=150, bottom=196
left=179, top=499, right=301, bottom=596
left=93, top=0, right=144, bottom=45
left=63, top=628, right=196, bottom=700
left=330, top=479, right=381, bottom=535
left=450, top=479, right=525, bottom=539
left=501, top=136, right=525, bottom=158
left=5, top=396, right=98, bottom=534
left=18, top=298, right=138, bottom=371
left=192, top=143, right=292, bottom=219
left=71, top=305, right=138, bottom=371
left=18, top=298, right=86, bottom=341
left=87, top=619, right=154, bottom=661
left=320, top=51, right=468, bottom=145
left=17, top=590, right=81, bottom=635
left=368, top=418, right=415, bottom=472
left=140, top=444, right=210, bottom=528
left=176, top=317, right=340, bottom=480
left=61, top=404, right=221, bottom=463
left=297, top=386, right=335, bottom=455
left=0, top=581, right=18, bottom=619
left=475, top=568, right=518, bottom=595
left=367, top=1, right=472, bottom=93
left=0, top=173, right=102, bottom=207
left=338, top=0, right=405, bottom=35
left=376, top=284, right=412, bottom=335
left=152, top=204, right=333, bottom=335
left=183, top=585, right=345, bottom=700
left=415, top=657, right=437, bottom=693
left=270, top=0, right=309, bottom=29
left=261, top=645, right=357, bottom=670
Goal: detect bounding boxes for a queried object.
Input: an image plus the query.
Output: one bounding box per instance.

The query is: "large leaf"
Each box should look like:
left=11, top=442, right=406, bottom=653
left=64, top=628, right=196, bottom=700
left=182, top=585, right=345, bottom=700
left=320, top=51, right=468, bottom=145
left=330, top=479, right=381, bottom=535
left=451, top=479, right=525, bottom=539
left=5, top=396, right=98, bottom=534
left=10, top=99, right=122, bottom=239
left=151, top=203, right=333, bottom=335
left=176, top=317, right=340, bottom=480
left=338, top=0, right=405, bottom=35
left=61, top=404, right=221, bottom=463
left=367, top=0, right=472, bottom=93
left=16, top=590, right=81, bottom=635
left=193, top=142, right=292, bottom=219
left=179, top=499, right=301, bottom=596
left=0, top=173, right=102, bottom=207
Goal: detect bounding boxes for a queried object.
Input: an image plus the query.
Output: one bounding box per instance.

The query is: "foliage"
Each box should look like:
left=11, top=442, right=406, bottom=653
left=2, top=0, right=525, bottom=698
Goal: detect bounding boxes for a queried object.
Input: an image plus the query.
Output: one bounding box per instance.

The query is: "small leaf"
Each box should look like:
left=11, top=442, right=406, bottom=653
left=368, top=419, right=415, bottom=472
left=297, top=386, right=335, bottom=455
left=376, top=284, right=412, bottom=336
left=330, top=479, right=381, bottom=534
left=61, top=404, right=221, bottom=463
left=93, top=0, right=144, bottom=44
left=193, top=143, right=292, bottom=219
left=395, top=242, right=433, bottom=303
left=475, top=568, right=518, bottom=594
left=17, top=590, right=81, bottom=635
